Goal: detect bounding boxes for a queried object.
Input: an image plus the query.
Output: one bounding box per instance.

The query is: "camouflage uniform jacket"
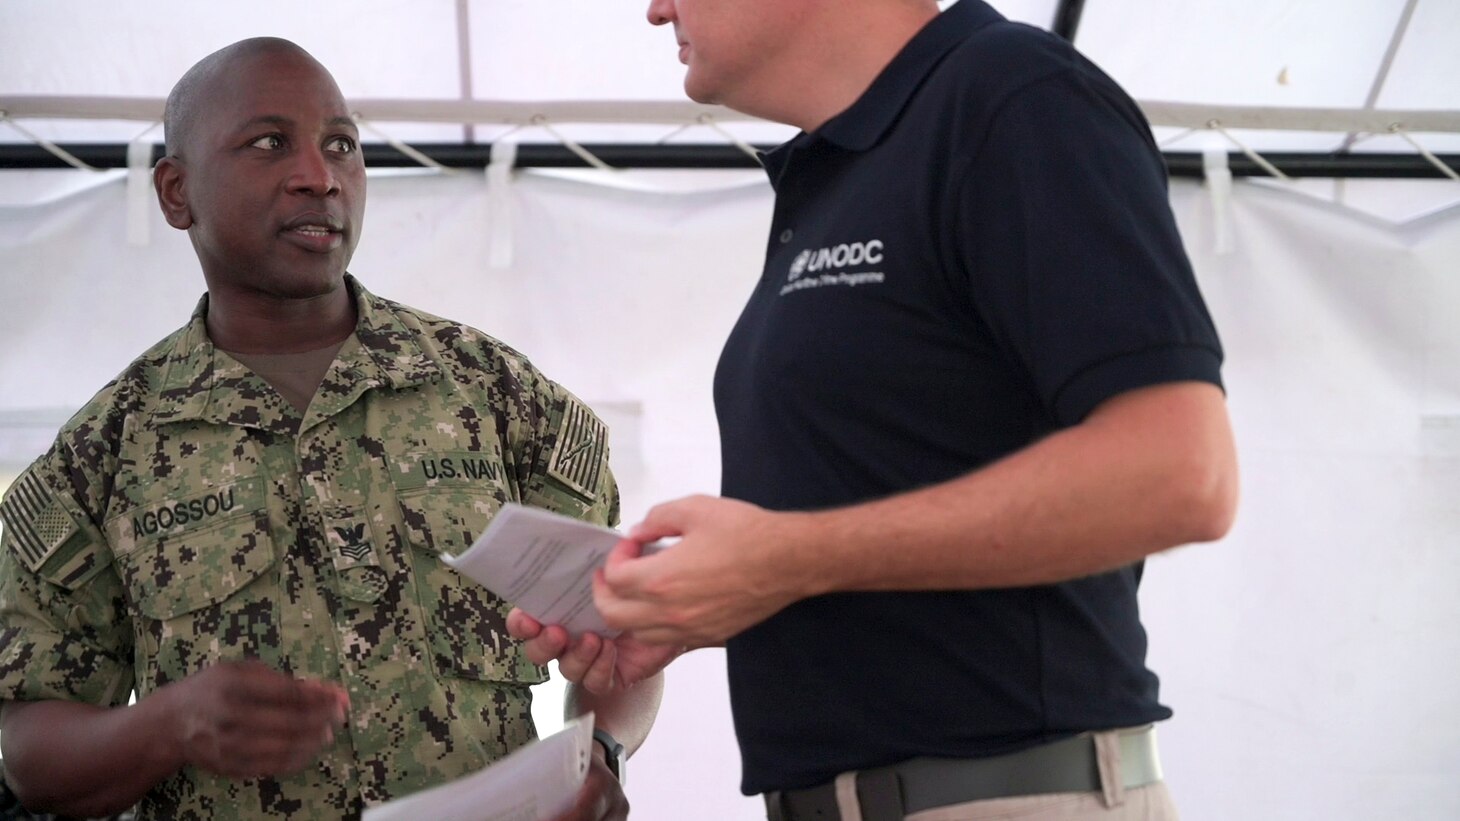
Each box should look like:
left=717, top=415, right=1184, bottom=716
left=0, top=276, right=618, bottom=819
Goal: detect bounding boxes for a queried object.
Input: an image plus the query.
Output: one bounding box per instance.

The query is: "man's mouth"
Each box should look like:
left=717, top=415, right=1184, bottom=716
left=282, top=215, right=344, bottom=251
left=284, top=213, right=342, bottom=231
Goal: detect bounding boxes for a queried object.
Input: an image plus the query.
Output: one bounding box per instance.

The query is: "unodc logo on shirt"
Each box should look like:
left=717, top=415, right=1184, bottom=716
left=789, top=250, right=813, bottom=280
left=789, top=240, right=884, bottom=279
left=780, top=239, right=888, bottom=296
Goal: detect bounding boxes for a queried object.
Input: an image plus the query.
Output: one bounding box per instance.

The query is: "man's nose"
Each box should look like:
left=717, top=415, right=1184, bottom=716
left=288, top=145, right=340, bottom=197
left=646, top=0, right=674, bottom=26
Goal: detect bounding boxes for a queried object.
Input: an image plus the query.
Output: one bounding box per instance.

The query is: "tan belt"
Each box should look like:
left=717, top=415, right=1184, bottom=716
left=765, top=726, right=1163, bottom=821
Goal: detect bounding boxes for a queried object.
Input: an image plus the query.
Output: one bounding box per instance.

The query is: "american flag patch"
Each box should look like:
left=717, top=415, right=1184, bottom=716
left=0, top=472, right=78, bottom=572
left=547, top=397, right=607, bottom=502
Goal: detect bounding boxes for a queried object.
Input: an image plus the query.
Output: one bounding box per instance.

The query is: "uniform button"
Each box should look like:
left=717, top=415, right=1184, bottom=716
left=779, top=229, right=794, bottom=244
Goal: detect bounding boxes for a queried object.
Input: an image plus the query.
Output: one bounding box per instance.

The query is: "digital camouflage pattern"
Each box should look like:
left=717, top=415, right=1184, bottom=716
left=0, top=277, right=618, bottom=819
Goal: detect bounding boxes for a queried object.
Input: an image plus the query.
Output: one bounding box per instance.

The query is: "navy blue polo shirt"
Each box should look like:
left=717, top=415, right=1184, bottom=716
left=714, top=0, right=1223, bottom=796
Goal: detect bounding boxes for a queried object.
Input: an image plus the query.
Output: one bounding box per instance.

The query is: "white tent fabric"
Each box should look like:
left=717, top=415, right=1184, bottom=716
left=2, top=1, right=1458, bottom=173
left=3, top=0, right=1456, bottom=139
left=1, top=166, right=1458, bottom=820
left=2, top=0, right=1459, bottom=818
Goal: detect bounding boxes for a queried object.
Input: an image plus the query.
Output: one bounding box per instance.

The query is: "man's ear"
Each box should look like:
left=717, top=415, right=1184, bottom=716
left=153, top=156, right=193, bottom=230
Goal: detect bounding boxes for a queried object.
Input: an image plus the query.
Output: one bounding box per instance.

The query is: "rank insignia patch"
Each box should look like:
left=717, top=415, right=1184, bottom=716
left=326, top=517, right=377, bottom=570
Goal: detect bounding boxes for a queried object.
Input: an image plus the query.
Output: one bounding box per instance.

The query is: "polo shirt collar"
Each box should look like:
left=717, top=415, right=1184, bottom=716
left=767, top=0, right=1004, bottom=171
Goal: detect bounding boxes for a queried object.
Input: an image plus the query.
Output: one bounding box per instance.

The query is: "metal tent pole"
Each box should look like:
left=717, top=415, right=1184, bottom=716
left=1, top=143, right=1457, bottom=178
left=1052, top=0, right=1089, bottom=42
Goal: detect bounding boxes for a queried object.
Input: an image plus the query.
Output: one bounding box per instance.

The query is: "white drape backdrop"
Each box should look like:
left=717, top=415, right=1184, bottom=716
left=1, top=167, right=1457, bottom=820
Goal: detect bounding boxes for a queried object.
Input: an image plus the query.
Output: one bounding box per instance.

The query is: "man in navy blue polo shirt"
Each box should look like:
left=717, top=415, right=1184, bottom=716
left=511, top=1, right=1238, bottom=818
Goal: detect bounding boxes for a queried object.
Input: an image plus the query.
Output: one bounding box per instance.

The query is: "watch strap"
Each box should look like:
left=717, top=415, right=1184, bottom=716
left=592, top=727, right=626, bottom=783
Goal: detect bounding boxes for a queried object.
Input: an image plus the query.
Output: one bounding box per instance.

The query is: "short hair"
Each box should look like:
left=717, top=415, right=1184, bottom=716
left=162, top=37, right=317, bottom=158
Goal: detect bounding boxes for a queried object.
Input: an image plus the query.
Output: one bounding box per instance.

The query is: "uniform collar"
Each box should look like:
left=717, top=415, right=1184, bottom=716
left=154, top=275, right=442, bottom=430
left=346, top=276, right=443, bottom=391
left=762, top=0, right=1004, bottom=180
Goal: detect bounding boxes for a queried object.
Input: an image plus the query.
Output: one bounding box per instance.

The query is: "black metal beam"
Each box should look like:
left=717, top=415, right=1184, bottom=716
left=0, top=143, right=1457, bottom=179
left=1052, top=0, right=1089, bottom=42
left=0, top=143, right=769, bottom=171
left=1160, top=151, right=1460, bottom=179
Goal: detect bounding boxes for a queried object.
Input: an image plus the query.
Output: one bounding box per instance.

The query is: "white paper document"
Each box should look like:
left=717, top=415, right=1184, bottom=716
left=361, top=714, right=594, bottom=821
left=443, top=502, right=626, bottom=637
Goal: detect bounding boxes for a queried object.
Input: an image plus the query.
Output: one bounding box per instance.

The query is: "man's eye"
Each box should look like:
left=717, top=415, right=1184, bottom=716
left=327, top=136, right=357, bottom=154
left=249, top=134, right=285, bottom=150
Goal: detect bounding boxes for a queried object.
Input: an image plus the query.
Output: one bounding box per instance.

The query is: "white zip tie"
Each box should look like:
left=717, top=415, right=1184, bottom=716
left=696, top=114, right=763, bottom=164
left=1389, top=123, right=1460, bottom=183
left=530, top=115, right=615, bottom=171
left=0, top=111, right=100, bottom=171
left=352, top=113, right=452, bottom=172
left=1207, top=119, right=1292, bottom=182
left=1202, top=148, right=1234, bottom=256
left=486, top=139, right=518, bottom=270
left=126, top=122, right=162, bottom=247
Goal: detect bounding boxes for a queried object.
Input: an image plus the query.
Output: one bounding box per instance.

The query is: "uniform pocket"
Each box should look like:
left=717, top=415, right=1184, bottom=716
left=109, top=478, right=279, bottom=687
left=395, top=489, right=547, bottom=685
left=120, top=513, right=276, bottom=621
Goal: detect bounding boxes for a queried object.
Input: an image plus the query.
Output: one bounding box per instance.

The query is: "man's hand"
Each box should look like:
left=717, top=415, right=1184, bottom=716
left=507, top=609, right=681, bottom=695
left=594, top=495, right=814, bottom=648
left=547, top=754, right=628, bottom=821
left=168, top=659, right=349, bottom=779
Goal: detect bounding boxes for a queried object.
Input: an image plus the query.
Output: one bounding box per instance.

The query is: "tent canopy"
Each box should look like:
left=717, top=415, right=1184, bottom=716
left=2, top=0, right=1456, bottom=151
left=4, top=1, right=1457, bottom=222
left=2, top=4, right=1459, bottom=820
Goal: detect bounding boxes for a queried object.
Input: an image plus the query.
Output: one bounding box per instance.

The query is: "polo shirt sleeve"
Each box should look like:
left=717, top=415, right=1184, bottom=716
left=953, top=67, right=1224, bottom=426
left=0, top=451, right=133, bottom=707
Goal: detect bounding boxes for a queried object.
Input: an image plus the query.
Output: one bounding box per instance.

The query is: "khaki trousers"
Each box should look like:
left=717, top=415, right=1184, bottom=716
left=904, top=783, right=1178, bottom=821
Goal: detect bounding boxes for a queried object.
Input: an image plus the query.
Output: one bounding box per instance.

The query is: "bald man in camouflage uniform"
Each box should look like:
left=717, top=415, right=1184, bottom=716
left=0, top=38, right=657, bottom=821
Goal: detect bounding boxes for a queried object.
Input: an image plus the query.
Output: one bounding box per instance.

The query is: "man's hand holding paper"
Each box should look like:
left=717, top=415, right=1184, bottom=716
left=507, top=607, right=681, bottom=696
left=448, top=502, right=679, bottom=696
left=361, top=717, right=598, bottom=821
left=445, top=504, right=630, bottom=637
left=593, top=495, right=811, bottom=648
left=507, top=494, right=816, bottom=695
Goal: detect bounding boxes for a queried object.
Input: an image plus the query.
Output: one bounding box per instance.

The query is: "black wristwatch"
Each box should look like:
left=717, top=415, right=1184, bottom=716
left=592, top=728, right=626, bottom=783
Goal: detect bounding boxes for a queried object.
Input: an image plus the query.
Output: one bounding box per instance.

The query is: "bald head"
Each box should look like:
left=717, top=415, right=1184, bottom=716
left=164, top=37, right=331, bottom=158
left=151, top=36, right=365, bottom=319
